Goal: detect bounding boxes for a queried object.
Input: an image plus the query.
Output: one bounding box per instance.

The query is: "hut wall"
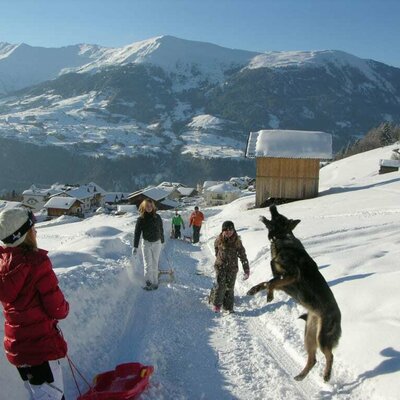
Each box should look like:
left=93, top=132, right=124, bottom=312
left=256, top=157, right=320, bottom=206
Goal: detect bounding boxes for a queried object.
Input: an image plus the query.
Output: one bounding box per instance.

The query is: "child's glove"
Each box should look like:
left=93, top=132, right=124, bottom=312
left=243, top=272, right=250, bottom=281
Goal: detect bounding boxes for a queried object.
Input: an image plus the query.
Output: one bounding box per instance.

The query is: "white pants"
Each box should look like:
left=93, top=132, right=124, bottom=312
left=23, top=360, right=64, bottom=400
left=142, top=240, right=162, bottom=285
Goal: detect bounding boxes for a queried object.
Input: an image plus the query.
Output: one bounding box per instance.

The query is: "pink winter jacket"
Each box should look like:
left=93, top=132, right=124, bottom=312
left=0, top=246, right=69, bottom=366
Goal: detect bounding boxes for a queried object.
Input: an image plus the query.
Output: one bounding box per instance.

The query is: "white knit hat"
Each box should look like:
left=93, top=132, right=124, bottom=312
left=0, top=208, right=35, bottom=247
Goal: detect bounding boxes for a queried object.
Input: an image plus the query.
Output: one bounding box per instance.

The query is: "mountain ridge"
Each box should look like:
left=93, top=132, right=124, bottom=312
left=1, top=35, right=399, bottom=191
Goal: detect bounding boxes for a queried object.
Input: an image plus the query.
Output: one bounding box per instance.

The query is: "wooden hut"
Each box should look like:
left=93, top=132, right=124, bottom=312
left=379, top=159, right=400, bottom=174
left=44, top=196, right=83, bottom=218
left=246, top=130, right=332, bottom=207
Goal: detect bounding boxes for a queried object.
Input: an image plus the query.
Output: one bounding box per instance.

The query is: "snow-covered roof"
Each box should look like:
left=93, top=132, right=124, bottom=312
left=203, top=181, right=222, bottom=190
left=160, top=198, right=181, bottom=209
left=158, top=182, right=183, bottom=188
left=142, top=187, right=170, bottom=201
left=379, top=159, right=400, bottom=168
left=23, top=185, right=65, bottom=196
left=177, top=187, right=196, bottom=196
left=104, top=192, right=128, bottom=203
left=64, top=187, right=94, bottom=200
left=44, top=196, right=82, bottom=209
left=207, top=182, right=241, bottom=193
left=156, top=186, right=178, bottom=194
left=246, top=130, right=332, bottom=159
left=87, top=182, right=107, bottom=194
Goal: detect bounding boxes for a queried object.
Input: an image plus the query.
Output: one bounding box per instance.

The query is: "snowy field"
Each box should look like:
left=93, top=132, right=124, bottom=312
left=1, top=144, right=399, bottom=400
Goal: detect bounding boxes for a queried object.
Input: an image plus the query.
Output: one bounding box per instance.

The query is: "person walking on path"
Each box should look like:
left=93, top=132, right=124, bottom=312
left=133, top=199, right=164, bottom=290
left=171, top=210, right=185, bottom=239
left=212, top=220, right=250, bottom=313
left=189, top=206, right=204, bottom=244
left=0, top=207, right=69, bottom=400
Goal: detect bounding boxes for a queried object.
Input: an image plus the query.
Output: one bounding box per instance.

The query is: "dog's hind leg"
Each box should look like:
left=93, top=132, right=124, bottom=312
left=321, top=348, right=333, bottom=382
left=318, top=320, right=337, bottom=382
left=294, top=313, right=318, bottom=381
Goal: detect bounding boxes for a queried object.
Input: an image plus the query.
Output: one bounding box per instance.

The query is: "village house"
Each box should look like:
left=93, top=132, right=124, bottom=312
left=379, top=148, right=400, bottom=174
left=127, top=187, right=180, bottom=210
left=22, top=184, right=71, bottom=211
left=44, top=197, right=84, bottom=218
left=246, top=130, right=332, bottom=207
left=204, top=182, right=241, bottom=206
left=104, top=192, right=129, bottom=205
left=202, top=181, right=222, bottom=193
left=379, top=159, right=400, bottom=174
left=177, top=186, right=198, bottom=198
left=157, top=182, right=198, bottom=200
left=57, top=182, right=106, bottom=212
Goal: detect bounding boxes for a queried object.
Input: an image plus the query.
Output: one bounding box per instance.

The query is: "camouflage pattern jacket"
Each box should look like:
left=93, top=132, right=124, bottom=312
left=214, top=232, right=249, bottom=274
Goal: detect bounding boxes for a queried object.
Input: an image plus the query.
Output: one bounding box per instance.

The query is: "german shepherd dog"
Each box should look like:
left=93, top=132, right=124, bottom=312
left=247, top=205, right=341, bottom=382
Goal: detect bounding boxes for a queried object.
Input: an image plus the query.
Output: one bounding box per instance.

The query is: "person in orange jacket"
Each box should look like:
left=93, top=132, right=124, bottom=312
left=189, top=206, right=205, bottom=243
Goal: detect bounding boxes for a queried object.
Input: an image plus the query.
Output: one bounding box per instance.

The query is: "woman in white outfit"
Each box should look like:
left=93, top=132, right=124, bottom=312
left=133, top=199, right=164, bottom=290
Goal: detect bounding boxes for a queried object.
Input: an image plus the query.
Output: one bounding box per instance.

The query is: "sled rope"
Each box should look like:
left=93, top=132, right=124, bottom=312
left=66, top=354, right=93, bottom=397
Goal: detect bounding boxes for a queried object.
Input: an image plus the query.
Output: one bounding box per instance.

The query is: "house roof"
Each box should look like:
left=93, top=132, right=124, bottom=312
left=246, top=130, right=332, bottom=159
left=44, top=197, right=82, bottom=210
left=104, top=192, right=128, bottom=203
left=177, top=187, right=196, bottom=196
left=128, top=187, right=170, bottom=202
left=207, top=182, right=241, bottom=193
left=160, top=198, right=181, bottom=209
left=379, top=159, right=400, bottom=168
left=203, top=181, right=222, bottom=190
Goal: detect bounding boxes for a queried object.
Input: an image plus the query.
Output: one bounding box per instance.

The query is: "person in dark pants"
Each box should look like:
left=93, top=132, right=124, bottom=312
left=133, top=199, right=164, bottom=290
left=189, top=206, right=204, bottom=243
left=0, top=208, right=69, bottom=400
left=171, top=210, right=185, bottom=239
left=213, top=220, right=250, bottom=313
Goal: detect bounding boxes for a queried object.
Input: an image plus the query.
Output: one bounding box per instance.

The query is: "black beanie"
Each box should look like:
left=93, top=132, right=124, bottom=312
left=222, top=220, right=235, bottom=231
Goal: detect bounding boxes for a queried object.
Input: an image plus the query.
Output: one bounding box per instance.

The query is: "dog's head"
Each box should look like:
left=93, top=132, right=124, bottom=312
left=260, top=205, right=300, bottom=241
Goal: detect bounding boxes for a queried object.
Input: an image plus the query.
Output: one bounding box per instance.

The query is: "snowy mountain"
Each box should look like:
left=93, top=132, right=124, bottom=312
left=1, top=144, right=399, bottom=399
left=0, top=42, right=108, bottom=94
left=1, top=36, right=400, bottom=191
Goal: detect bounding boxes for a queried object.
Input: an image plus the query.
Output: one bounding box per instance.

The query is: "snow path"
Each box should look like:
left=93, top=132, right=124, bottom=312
left=110, top=232, right=336, bottom=400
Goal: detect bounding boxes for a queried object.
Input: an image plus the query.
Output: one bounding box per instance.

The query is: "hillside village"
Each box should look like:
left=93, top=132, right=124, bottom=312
left=2, top=129, right=399, bottom=219
left=0, top=176, right=255, bottom=219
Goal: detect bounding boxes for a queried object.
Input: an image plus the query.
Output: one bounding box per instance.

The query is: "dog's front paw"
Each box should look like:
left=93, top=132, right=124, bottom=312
left=266, top=290, right=274, bottom=302
left=247, top=286, right=258, bottom=296
left=247, top=282, right=269, bottom=296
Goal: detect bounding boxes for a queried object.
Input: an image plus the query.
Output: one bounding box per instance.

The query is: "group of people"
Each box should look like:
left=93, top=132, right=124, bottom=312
left=133, top=200, right=250, bottom=313
left=170, top=206, right=204, bottom=242
left=133, top=202, right=206, bottom=290
left=0, top=201, right=249, bottom=399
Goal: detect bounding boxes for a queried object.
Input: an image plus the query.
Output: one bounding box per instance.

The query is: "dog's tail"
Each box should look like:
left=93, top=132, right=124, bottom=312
left=319, top=311, right=342, bottom=350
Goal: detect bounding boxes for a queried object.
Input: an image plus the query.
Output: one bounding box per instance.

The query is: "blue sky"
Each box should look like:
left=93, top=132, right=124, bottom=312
left=1, top=0, right=399, bottom=67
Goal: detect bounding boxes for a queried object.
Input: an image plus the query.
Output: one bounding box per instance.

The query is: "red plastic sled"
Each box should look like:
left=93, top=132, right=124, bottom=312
left=77, top=362, right=154, bottom=400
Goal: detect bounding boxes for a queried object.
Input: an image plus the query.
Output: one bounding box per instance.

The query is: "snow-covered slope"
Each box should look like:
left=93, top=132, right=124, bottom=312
left=1, top=144, right=399, bottom=399
left=0, top=36, right=258, bottom=94
left=76, top=35, right=258, bottom=81
left=0, top=42, right=108, bottom=94
left=1, top=36, right=393, bottom=94
left=247, top=49, right=396, bottom=92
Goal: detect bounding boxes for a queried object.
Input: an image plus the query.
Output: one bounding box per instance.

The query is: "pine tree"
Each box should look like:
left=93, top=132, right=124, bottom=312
left=380, top=122, right=394, bottom=146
